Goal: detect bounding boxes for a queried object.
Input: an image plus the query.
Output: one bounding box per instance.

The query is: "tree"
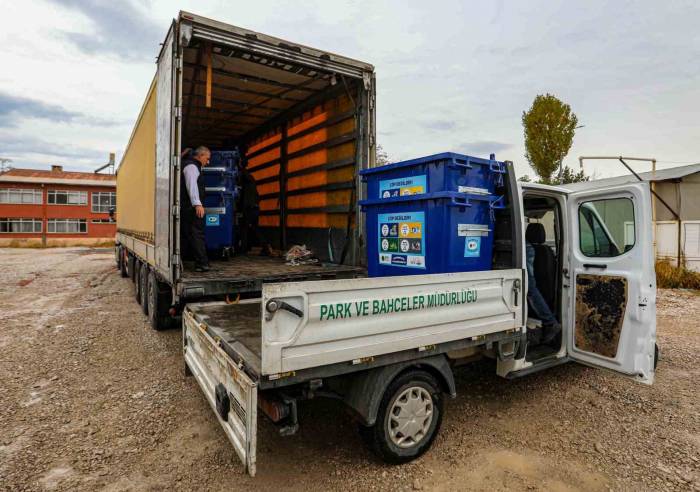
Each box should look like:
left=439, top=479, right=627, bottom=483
left=556, top=165, right=589, bottom=184
left=376, top=144, right=391, bottom=166
left=522, top=94, right=578, bottom=184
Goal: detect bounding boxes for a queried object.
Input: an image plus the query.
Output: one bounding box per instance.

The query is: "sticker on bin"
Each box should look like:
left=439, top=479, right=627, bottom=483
left=457, top=223, right=491, bottom=237
left=464, top=236, right=481, bottom=257
left=378, top=211, right=426, bottom=269
left=379, top=175, right=426, bottom=198
left=205, top=214, right=220, bottom=226
left=457, top=185, right=490, bottom=195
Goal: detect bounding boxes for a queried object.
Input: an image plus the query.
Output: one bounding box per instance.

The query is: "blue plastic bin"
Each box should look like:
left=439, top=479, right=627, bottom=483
left=209, top=149, right=240, bottom=169
left=361, top=152, right=505, bottom=200
left=360, top=191, right=503, bottom=277
left=203, top=190, right=237, bottom=253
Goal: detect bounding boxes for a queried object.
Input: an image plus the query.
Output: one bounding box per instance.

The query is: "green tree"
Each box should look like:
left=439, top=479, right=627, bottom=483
left=376, top=144, right=391, bottom=166
left=556, top=165, right=589, bottom=184
left=522, top=94, right=578, bottom=184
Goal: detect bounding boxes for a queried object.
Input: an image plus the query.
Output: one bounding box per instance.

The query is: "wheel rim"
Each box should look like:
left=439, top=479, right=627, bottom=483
left=387, top=386, right=434, bottom=448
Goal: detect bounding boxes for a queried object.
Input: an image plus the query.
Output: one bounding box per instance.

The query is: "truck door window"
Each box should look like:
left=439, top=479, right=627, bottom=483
left=578, top=198, right=634, bottom=257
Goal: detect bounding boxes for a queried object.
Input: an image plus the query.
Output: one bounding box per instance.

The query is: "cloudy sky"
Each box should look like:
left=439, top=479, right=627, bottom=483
left=1, top=0, right=699, bottom=179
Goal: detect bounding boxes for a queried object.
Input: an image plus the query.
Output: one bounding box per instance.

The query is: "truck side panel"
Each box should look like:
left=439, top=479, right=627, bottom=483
left=262, top=269, right=524, bottom=374
left=116, top=79, right=156, bottom=244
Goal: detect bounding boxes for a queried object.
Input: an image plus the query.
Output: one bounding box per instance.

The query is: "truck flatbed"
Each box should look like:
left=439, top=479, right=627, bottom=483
left=179, top=255, right=365, bottom=298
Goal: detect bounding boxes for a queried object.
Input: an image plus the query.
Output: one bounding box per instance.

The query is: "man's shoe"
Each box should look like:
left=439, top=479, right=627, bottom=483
left=541, top=322, right=562, bottom=344
left=194, top=264, right=211, bottom=272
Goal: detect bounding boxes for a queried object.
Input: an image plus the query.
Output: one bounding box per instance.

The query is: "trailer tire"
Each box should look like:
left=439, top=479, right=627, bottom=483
left=361, top=370, right=443, bottom=464
left=128, top=255, right=136, bottom=283
left=139, top=263, right=149, bottom=315
left=115, top=245, right=121, bottom=268
left=119, top=248, right=128, bottom=278
left=134, top=261, right=142, bottom=304
left=147, top=271, right=171, bottom=331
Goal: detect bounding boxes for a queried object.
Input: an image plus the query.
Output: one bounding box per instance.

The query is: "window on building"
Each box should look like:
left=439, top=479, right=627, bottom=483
left=0, top=218, right=42, bottom=233
left=48, top=190, right=87, bottom=205
left=578, top=198, right=635, bottom=258
left=47, top=219, right=87, bottom=233
left=91, top=191, right=116, bottom=213
left=0, top=188, right=43, bottom=204
left=91, top=218, right=115, bottom=224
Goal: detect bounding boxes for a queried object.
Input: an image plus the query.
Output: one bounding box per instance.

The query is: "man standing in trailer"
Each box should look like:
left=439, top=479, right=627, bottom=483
left=181, top=146, right=211, bottom=272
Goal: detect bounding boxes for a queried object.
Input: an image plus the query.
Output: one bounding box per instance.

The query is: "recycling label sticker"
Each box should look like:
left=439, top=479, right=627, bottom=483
left=205, top=214, right=220, bottom=227
left=464, top=236, right=481, bottom=257
left=378, top=211, right=425, bottom=268
left=379, top=175, right=426, bottom=199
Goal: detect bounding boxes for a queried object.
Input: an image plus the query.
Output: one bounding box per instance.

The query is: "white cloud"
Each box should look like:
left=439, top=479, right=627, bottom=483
left=0, top=0, right=698, bottom=177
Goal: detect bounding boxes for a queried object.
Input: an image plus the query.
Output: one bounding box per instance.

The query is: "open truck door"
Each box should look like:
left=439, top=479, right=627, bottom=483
left=566, top=182, right=656, bottom=383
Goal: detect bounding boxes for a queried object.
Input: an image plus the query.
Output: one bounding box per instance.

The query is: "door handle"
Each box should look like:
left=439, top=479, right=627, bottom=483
left=583, top=263, right=607, bottom=269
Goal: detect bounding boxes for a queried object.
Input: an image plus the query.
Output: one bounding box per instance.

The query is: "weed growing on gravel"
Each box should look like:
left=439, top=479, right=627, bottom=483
left=656, top=260, right=700, bottom=289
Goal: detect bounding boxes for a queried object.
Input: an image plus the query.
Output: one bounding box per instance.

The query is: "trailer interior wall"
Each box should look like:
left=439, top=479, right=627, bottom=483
left=116, top=78, right=157, bottom=243
left=180, top=31, right=368, bottom=263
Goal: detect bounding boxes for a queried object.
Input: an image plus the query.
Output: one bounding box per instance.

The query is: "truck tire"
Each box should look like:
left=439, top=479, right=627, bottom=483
left=360, top=370, right=443, bottom=464
left=139, top=263, right=149, bottom=314
left=147, top=271, right=171, bottom=331
left=119, top=248, right=128, bottom=278
left=134, top=261, right=142, bottom=304
left=115, top=245, right=121, bottom=268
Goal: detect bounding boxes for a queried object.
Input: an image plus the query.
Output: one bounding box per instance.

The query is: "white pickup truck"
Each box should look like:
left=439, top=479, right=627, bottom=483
left=183, top=179, right=657, bottom=476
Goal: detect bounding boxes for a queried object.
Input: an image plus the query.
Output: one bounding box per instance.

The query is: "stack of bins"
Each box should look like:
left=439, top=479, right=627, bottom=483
left=359, top=152, right=506, bottom=277
left=202, top=150, right=239, bottom=258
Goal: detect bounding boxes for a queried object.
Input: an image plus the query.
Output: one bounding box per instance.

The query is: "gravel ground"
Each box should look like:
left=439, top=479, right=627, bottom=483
left=0, top=247, right=698, bottom=491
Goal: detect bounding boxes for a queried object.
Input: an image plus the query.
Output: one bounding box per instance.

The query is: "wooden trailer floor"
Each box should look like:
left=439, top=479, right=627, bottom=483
left=179, top=255, right=365, bottom=298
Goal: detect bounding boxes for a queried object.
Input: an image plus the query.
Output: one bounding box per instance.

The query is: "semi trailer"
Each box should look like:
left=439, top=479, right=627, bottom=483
left=115, top=12, right=658, bottom=477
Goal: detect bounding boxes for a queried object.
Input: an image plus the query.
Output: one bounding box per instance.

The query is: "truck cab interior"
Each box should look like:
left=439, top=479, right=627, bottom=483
left=176, top=31, right=371, bottom=293
left=523, top=194, right=564, bottom=360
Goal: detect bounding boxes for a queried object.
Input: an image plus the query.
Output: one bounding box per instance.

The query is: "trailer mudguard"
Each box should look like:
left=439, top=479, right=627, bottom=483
left=342, top=355, right=455, bottom=426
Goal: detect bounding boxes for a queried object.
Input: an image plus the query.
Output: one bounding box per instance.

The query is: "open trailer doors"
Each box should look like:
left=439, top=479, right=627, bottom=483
left=566, top=182, right=656, bottom=383
left=154, top=20, right=182, bottom=283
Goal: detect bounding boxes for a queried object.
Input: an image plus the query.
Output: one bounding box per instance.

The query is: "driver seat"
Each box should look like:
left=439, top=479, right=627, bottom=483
left=526, top=223, right=556, bottom=310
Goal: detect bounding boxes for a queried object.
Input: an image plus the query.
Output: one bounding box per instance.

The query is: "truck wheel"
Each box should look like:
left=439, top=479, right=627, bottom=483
left=119, top=248, right=128, bottom=278
left=134, top=261, right=142, bottom=303
left=139, top=263, right=149, bottom=315
left=115, top=245, right=121, bottom=268
left=361, top=370, right=443, bottom=464
left=147, top=271, right=171, bottom=331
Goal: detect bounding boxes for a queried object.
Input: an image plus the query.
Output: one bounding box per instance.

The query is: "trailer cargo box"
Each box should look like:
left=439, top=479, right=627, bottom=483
left=116, top=11, right=376, bottom=326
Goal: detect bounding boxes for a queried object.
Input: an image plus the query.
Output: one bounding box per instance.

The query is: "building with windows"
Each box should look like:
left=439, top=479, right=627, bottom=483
left=0, top=165, right=116, bottom=246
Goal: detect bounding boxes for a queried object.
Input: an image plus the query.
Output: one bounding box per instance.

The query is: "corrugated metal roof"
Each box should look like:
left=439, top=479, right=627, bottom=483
left=562, top=162, right=700, bottom=191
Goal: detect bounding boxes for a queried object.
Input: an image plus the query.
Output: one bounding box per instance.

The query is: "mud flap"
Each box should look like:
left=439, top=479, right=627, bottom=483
left=183, top=308, right=258, bottom=476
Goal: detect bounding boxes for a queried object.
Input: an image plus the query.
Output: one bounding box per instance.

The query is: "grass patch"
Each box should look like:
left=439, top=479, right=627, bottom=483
left=656, top=260, right=700, bottom=289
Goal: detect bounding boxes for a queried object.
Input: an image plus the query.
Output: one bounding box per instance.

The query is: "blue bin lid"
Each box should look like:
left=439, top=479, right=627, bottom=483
left=360, top=152, right=504, bottom=177
left=359, top=190, right=499, bottom=208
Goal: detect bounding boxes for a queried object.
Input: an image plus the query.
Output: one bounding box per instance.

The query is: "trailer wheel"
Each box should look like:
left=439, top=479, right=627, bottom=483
left=139, top=263, right=149, bottom=315
left=134, top=261, right=142, bottom=304
left=115, top=245, right=121, bottom=268
left=128, top=255, right=136, bottom=283
left=361, top=370, right=443, bottom=464
left=119, top=248, right=128, bottom=278
left=147, top=271, right=171, bottom=331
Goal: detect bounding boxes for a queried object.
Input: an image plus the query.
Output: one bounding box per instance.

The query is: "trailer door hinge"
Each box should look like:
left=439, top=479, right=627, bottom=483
left=512, top=279, right=521, bottom=307
left=175, top=106, right=182, bottom=119
left=362, top=72, right=371, bottom=90
left=172, top=205, right=179, bottom=218
left=175, top=56, right=183, bottom=70
left=172, top=254, right=180, bottom=266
